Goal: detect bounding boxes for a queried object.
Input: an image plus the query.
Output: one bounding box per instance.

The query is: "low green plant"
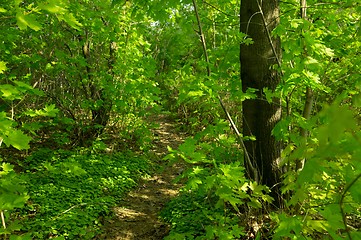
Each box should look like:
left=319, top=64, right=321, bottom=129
left=162, top=122, right=272, bottom=239
left=0, top=162, right=30, bottom=239
left=163, top=97, right=361, bottom=239
left=18, top=149, right=150, bottom=239
left=161, top=161, right=273, bottom=239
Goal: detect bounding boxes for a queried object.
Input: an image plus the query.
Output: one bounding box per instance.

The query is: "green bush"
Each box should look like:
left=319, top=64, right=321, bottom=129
left=162, top=122, right=273, bottom=239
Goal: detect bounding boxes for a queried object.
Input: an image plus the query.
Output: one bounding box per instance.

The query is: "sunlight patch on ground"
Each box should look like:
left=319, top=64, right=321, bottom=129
left=114, top=207, right=147, bottom=219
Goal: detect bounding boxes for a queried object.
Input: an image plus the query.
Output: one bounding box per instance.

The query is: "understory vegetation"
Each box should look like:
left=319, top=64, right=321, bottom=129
left=20, top=149, right=150, bottom=239
left=0, top=0, right=360, bottom=239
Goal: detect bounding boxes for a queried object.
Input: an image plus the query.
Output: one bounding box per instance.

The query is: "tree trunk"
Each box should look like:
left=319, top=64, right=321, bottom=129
left=240, top=0, right=282, bottom=199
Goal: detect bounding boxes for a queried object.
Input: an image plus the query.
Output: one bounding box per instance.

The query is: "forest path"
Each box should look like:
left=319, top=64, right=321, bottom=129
left=97, top=114, right=186, bottom=240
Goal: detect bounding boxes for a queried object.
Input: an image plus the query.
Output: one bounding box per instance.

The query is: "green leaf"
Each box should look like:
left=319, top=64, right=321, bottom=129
left=351, top=232, right=361, bottom=240
left=38, top=1, right=67, bottom=14
left=306, top=219, right=328, bottom=232
left=13, top=81, right=33, bottom=90
left=290, top=19, right=303, bottom=29
left=111, top=0, right=124, bottom=7
left=5, top=130, right=31, bottom=150
left=10, top=234, right=32, bottom=240
left=0, top=193, right=29, bottom=210
left=272, top=117, right=291, bottom=141
left=273, top=213, right=303, bottom=238
left=1, top=163, right=14, bottom=172
left=319, top=204, right=343, bottom=228
left=302, top=70, right=320, bottom=86
left=352, top=94, right=361, bottom=107
left=0, top=84, right=21, bottom=100
left=263, top=87, right=278, bottom=104
left=186, top=177, right=202, bottom=190
left=304, top=56, right=321, bottom=71
left=38, top=104, right=59, bottom=117
left=178, top=138, right=197, bottom=155
left=247, top=198, right=262, bottom=208
left=16, top=11, right=42, bottom=31
left=60, top=13, right=82, bottom=30
left=240, top=88, right=258, bottom=101
left=348, top=175, right=361, bottom=203
left=0, top=61, right=7, bottom=74
left=25, top=104, right=59, bottom=117
left=187, top=90, right=204, bottom=98
left=0, top=7, right=7, bottom=13
left=62, top=162, right=87, bottom=176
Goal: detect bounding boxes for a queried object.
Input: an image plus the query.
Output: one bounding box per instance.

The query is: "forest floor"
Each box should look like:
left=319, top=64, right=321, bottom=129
left=97, top=114, right=187, bottom=240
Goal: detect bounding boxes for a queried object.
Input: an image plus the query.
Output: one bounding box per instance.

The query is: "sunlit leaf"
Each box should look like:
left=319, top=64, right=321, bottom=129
left=0, top=61, right=6, bottom=74
left=38, top=1, right=67, bottom=14
left=5, top=130, right=31, bottom=150
left=16, top=11, right=42, bottom=31
left=273, top=214, right=303, bottom=238
left=61, top=13, right=82, bottom=30
left=39, top=104, right=59, bottom=117
left=0, top=84, right=21, bottom=100
left=302, top=70, right=320, bottom=86
left=1, top=163, right=14, bottom=172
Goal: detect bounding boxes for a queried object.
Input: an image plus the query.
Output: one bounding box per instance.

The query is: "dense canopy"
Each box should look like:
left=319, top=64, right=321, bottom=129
left=0, top=0, right=360, bottom=239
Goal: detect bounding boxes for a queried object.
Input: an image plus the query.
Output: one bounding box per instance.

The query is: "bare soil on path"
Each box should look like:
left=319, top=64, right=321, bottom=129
left=97, top=115, right=186, bottom=240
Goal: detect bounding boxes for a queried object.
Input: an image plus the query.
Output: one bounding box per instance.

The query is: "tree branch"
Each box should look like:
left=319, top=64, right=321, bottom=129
left=340, top=173, right=361, bottom=240
left=202, top=1, right=236, bottom=18
left=192, top=0, right=259, bottom=182
left=256, top=0, right=282, bottom=69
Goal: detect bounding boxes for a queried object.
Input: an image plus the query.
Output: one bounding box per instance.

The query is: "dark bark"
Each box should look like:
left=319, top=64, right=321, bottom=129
left=240, top=0, right=282, bottom=199
left=77, top=32, right=112, bottom=146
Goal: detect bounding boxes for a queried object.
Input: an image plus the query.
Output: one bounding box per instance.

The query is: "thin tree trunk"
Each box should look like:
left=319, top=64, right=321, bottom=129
left=297, top=0, right=314, bottom=170
left=192, top=0, right=211, bottom=77
left=240, top=0, right=282, bottom=201
left=79, top=31, right=111, bottom=145
left=192, top=0, right=258, bottom=180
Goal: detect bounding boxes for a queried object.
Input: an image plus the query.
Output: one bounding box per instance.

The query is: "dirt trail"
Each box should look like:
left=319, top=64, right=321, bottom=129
left=97, top=115, right=186, bottom=240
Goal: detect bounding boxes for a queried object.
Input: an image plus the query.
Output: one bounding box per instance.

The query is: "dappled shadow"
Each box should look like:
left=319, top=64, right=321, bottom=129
left=96, top=115, right=186, bottom=240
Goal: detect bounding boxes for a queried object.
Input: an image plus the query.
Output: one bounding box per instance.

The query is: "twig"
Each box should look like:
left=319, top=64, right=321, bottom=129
left=192, top=0, right=259, bottom=182
left=1, top=211, right=6, bottom=229
left=192, top=0, right=211, bottom=77
left=339, top=173, right=361, bottom=240
left=256, top=0, right=282, bottom=69
left=51, top=203, right=88, bottom=220
left=217, top=96, right=259, bottom=183
left=202, top=1, right=236, bottom=18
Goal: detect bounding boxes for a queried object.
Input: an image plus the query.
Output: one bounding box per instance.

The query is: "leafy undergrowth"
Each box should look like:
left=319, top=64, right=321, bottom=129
left=161, top=189, right=247, bottom=240
left=160, top=103, right=361, bottom=240
left=13, top=147, right=150, bottom=239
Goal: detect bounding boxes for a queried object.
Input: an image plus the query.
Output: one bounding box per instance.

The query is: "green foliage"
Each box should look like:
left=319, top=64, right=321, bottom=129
left=159, top=0, right=361, bottom=239
left=161, top=191, right=215, bottom=239
left=18, top=149, right=149, bottom=239
left=163, top=122, right=272, bottom=239
left=0, top=162, right=29, bottom=237
left=147, top=0, right=242, bottom=132
left=0, top=115, right=31, bottom=150
left=1, top=0, right=160, bottom=147
left=274, top=0, right=361, bottom=138
left=273, top=100, right=361, bottom=239
left=0, top=0, right=360, bottom=239
left=24, top=104, right=59, bottom=118
left=268, top=1, right=361, bottom=238
left=161, top=187, right=247, bottom=240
